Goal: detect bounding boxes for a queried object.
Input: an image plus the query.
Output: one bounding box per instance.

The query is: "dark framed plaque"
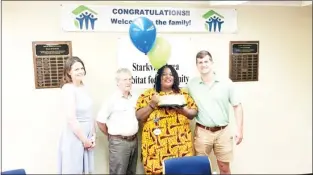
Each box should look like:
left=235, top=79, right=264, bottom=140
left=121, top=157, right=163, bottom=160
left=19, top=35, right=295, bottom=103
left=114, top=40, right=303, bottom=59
left=32, top=41, right=72, bottom=89
left=229, top=41, right=259, bottom=82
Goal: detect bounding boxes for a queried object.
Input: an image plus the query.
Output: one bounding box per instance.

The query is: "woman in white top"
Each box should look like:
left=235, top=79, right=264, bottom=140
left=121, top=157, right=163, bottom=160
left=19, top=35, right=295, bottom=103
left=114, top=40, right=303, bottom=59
left=57, top=56, right=95, bottom=174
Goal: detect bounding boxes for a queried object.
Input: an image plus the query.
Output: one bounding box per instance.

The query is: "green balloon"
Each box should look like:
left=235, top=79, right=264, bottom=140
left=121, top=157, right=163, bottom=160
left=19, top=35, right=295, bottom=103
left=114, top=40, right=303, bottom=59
left=147, top=37, right=171, bottom=69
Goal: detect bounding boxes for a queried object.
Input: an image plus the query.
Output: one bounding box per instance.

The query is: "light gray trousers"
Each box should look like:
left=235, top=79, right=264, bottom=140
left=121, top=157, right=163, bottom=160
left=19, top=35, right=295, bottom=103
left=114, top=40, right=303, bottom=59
left=108, top=136, right=138, bottom=175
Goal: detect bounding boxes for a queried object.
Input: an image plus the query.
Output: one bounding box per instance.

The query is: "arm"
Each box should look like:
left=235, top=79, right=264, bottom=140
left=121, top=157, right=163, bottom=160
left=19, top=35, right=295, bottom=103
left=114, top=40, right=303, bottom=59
left=90, top=120, right=97, bottom=148
left=178, top=106, right=197, bottom=120
left=136, top=103, right=155, bottom=122
left=135, top=89, right=156, bottom=122
left=96, top=100, right=111, bottom=136
left=176, top=89, right=198, bottom=120
left=233, top=104, right=243, bottom=134
left=62, top=84, right=89, bottom=143
left=93, top=121, right=97, bottom=134
left=97, top=122, right=108, bottom=136
left=92, top=120, right=97, bottom=138
left=228, top=79, right=244, bottom=144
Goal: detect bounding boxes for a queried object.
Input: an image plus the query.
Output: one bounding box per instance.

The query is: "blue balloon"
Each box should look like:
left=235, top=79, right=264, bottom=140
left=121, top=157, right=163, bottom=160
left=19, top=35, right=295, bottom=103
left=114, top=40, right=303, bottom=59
left=129, top=17, right=157, bottom=55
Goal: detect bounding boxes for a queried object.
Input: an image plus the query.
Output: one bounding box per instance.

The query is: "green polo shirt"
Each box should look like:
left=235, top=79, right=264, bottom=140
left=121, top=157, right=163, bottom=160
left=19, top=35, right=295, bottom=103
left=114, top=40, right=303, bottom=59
left=187, top=75, right=241, bottom=127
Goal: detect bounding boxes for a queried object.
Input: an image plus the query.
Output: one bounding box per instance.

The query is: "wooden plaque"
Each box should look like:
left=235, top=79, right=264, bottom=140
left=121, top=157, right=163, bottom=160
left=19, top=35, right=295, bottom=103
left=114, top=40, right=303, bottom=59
left=32, top=41, right=72, bottom=89
left=229, top=41, right=259, bottom=82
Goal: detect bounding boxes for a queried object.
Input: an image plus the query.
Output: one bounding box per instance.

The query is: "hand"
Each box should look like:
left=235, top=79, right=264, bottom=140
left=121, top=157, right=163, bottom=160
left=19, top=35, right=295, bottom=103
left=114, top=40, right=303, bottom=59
left=88, top=140, right=96, bottom=150
left=83, top=139, right=93, bottom=148
left=88, top=134, right=96, bottom=150
left=171, top=106, right=186, bottom=114
left=150, top=93, right=159, bottom=107
left=235, top=130, right=243, bottom=145
left=90, top=134, right=96, bottom=142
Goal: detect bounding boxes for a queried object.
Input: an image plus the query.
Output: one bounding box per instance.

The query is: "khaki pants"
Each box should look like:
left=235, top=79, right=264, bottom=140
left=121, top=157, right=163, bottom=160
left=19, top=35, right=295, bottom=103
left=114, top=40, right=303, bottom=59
left=194, top=125, right=233, bottom=162
left=108, top=136, right=138, bottom=174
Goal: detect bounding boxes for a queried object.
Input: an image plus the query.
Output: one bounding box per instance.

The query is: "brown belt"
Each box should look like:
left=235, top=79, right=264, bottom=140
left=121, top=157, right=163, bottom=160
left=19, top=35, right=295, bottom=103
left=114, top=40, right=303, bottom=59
left=109, top=134, right=137, bottom=141
left=196, top=123, right=227, bottom=132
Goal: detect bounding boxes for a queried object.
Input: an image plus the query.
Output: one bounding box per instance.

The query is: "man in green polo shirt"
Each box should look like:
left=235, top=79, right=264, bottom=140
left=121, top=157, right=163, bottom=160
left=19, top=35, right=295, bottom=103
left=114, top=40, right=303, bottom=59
left=187, top=50, right=244, bottom=174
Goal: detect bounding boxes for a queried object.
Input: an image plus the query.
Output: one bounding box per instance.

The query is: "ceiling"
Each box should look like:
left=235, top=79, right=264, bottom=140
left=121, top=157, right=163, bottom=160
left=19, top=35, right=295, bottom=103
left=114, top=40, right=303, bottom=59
left=232, top=1, right=312, bottom=7
left=126, top=1, right=312, bottom=7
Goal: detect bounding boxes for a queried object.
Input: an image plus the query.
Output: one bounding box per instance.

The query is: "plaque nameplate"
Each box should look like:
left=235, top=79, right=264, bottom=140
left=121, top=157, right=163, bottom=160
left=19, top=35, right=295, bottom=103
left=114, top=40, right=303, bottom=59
left=232, top=43, right=258, bottom=54
left=229, top=41, right=259, bottom=82
left=32, top=41, right=72, bottom=89
left=35, top=44, right=70, bottom=56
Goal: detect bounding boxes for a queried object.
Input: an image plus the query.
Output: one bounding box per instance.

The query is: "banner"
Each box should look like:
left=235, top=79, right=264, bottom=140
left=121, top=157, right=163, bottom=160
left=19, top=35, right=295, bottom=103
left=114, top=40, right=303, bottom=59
left=61, top=4, right=238, bottom=33
left=117, top=36, right=195, bottom=89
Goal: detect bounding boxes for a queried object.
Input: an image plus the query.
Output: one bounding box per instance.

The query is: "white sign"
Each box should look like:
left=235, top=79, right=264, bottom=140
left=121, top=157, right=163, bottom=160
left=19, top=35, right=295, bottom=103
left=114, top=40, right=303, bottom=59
left=61, top=4, right=238, bottom=33
left=117, top=36, right=195, bottom=89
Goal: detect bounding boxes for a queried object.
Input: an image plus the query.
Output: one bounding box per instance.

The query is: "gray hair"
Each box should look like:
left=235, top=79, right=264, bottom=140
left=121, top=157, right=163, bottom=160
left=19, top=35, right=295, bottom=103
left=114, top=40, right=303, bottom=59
left=115, top=68, right=132, bottom=82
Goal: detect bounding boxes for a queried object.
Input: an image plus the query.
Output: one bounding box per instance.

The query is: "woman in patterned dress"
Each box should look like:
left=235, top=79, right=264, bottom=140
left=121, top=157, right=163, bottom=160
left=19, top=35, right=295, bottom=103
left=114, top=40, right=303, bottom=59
left=136, top=65, right=198, bottom=174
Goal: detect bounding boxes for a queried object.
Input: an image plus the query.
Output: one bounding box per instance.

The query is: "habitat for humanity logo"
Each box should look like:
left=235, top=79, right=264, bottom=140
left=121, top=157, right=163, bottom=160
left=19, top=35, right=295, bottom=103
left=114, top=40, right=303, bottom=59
left=72, top=5, right=98, bottom=30
left=202, top=10, right=224, bottom=32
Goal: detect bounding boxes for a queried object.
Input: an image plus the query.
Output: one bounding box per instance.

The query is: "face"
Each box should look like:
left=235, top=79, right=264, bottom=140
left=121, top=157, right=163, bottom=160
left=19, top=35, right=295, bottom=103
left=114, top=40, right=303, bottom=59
left=196, top=55, right=213, bottom=75
left=68, top=61, right=85, bottom=82
left=117, top=72, right=132, bottom=92
left=161, top=67, right=174, bottom=89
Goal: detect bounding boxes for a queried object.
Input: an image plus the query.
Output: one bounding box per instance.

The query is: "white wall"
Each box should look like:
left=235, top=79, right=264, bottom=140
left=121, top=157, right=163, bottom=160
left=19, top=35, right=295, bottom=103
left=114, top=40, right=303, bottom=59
left=2, top=1, right=312, bottom=174
left=0, top=2, right=2, bottom=171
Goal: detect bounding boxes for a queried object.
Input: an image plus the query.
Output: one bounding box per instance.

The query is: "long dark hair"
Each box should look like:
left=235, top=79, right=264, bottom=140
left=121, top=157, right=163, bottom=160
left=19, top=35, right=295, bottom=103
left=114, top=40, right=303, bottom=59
left=154, top=64, right=180, bottom=93
left=60, top=56, right=86, bottom=88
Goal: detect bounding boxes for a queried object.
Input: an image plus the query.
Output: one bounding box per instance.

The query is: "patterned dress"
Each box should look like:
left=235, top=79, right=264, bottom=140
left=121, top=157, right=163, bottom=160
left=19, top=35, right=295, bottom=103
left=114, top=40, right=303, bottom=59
left=136, top=88, right=198, bottom=174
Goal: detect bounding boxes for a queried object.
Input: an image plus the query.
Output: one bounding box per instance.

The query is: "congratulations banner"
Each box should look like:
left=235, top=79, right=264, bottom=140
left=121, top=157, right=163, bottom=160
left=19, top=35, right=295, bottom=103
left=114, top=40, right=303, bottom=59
left=61, top=4, right=238, bottom=33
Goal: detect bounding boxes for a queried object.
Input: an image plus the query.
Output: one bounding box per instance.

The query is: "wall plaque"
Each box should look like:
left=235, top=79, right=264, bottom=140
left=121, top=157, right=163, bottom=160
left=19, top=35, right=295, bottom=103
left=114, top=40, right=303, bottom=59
left=229, top=41, right=259, bottom=82
left=32, top=41, right=72, bottom=89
